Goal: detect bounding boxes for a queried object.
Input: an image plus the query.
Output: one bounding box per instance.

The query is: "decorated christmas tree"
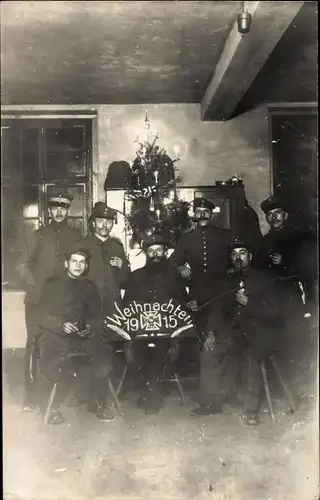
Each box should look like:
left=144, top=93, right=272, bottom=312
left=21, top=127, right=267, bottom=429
left=125, top=112, right=191, bottom=246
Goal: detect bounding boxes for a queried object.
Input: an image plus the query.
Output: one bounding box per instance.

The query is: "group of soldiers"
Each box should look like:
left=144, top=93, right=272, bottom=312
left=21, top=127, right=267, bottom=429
left=17, top=190, right=317, bottom=425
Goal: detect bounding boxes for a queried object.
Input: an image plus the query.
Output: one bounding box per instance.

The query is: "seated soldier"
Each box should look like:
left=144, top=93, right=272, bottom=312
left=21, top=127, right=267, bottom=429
left=121, top=233, right=190, bottom=415
left=36, top=247, right=115, bottom=424
left=191, top=238, right=283, bottom=425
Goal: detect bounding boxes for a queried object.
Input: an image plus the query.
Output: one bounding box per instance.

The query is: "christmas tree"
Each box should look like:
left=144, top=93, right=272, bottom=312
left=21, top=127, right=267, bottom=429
left=125, top=112, right=191, bottom=246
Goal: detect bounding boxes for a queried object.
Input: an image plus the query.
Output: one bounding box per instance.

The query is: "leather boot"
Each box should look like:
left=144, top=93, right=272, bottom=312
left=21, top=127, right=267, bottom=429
left=95, top=398, right=115, bottom=421
left=46, top=409, right=65, bottom=425
left=190, top=402, right=222, bottom=416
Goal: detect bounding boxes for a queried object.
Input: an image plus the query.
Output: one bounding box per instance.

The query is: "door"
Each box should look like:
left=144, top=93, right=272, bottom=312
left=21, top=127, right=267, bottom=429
left=269, top=106, right=318, bottom=231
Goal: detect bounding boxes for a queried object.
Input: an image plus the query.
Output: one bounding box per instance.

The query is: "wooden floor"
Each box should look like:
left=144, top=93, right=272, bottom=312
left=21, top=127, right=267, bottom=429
left=3, top=367, right=318, bottom=500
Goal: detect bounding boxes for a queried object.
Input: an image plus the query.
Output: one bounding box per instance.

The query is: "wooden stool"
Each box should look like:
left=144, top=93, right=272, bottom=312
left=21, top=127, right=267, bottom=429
left=114, top=344, right=187, bottom=407
left=161, top=346, right=187, bottom=404
left=260, top=354, right=296, bottom=423
left=44, top=352, right=123, bottom=424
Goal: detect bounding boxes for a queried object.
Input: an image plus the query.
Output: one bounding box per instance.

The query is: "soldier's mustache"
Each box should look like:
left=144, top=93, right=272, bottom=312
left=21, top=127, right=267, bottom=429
left=148, top=256, right=162, bottom=263
left=195, top=215, right=210, bottom=221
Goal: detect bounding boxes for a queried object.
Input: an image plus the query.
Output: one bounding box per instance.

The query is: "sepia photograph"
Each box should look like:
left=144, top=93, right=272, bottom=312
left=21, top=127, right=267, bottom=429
left=1, top=1, right=318, bottom=499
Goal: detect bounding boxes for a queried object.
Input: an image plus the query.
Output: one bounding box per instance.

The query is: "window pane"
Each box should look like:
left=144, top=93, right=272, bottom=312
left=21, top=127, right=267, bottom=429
left=22, top=219, right=40, bottom=249
left=1, top=186, right=22, bottom=221
left=22, top=186, right=39, bottom=218
left=22, top=127, right=40, bottom=183
left=46, top=185, right=85, bottom=216
left=1, top=217, right=22, bottom=284
left=47, top=151, right=84, bottom=177
left=1, top=125, right=20, bottom=179
left=47, top=126, right=84, bottom=151
left=68, top=218, right=84, bottom=233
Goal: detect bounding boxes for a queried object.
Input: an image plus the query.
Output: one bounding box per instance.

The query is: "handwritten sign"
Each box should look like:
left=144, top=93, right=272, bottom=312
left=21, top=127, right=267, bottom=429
left=104, top=299, right=196, bottom=340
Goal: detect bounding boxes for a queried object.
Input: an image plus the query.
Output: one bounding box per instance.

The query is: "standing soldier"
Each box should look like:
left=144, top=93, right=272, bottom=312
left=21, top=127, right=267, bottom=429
left=65, top=202, right=130, bottom=407
left=80, top=202, right=130, bottom=331
left=169, top=197, right=232, bottom=334
left=258, top=195, right=303, bottom=276
left=17, top=192, right=81, bottom=411
left=258, top=194, right=308, bottom=322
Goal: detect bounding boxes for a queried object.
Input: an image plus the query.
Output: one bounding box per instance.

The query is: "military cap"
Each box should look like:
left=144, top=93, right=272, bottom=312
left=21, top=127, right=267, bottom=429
left=261, top=195, right=288, bottom=214
left=65, top=246, right=91, bottom=260
left=90, top=202, right=117, bottom=220
left=48, top=192, right=73, bottom=206
left=142, top=233, right=169, bottom=249
left=230, top=237, right=248, bottom=251
left=193, top=197, right=215, bottom=211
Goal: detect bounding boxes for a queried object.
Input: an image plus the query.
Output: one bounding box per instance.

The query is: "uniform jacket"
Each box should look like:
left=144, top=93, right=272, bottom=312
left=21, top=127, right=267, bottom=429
left=37, top=275, right=102, bottom=340
left=206, top=267, right=283, bottom=346
left=123, top=260, right=188, bottom=305
left=79, top=234, right=130, bottom=316
left=169, top=225, right=232, bottom=302
left=16, top=221, right=81, bottom=305
left=257, top=224, right=306, bottom=277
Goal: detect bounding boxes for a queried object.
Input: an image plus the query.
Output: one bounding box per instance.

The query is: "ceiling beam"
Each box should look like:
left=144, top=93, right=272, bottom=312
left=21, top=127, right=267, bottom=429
left=201, top=1, right=305, bottom=121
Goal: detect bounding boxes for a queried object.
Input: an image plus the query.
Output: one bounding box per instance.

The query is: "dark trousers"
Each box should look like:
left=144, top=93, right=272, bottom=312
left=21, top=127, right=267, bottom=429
left=193, top=301, right=212, bottom=340
left=126, top=339, right=171, bottom=407
left=199, top=335, right=274, bottom=411
left=37, top=333, right=113, bottom=410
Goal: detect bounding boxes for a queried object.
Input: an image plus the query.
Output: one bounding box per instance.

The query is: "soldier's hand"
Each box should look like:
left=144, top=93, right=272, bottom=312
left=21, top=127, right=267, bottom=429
left=236, top=291, right=248, bottom=306
left=78, top=324, right=93, bottom=338
left=271, top=253, right=282, bottom=265
left=178, top=265, right=192, bottom=279
left=204, top=331, right=216, bottom=351
left=110, top=257, right=123, bottom=269
left=186, top=300, right=198, bottom=311
left=63, top=322, right=79, bottom=335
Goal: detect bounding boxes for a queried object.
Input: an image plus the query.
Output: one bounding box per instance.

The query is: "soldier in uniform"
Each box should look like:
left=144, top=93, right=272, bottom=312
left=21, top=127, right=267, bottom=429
left=169, top=197, right=232, bottom=334
left=258, top=195, right=303, bottom=276
left=122, top=233, right=190, bottom=414
left=257, top=194, right=310, bottom=325
left=80, top=202, right=130, bottom=321
left=36, top=247, right=114, bottom=424
left=190, top=238, right=283, bottom=424
left=67, top=202, right=130, bottom=405
left=16, top=192, right=81, bottom=411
